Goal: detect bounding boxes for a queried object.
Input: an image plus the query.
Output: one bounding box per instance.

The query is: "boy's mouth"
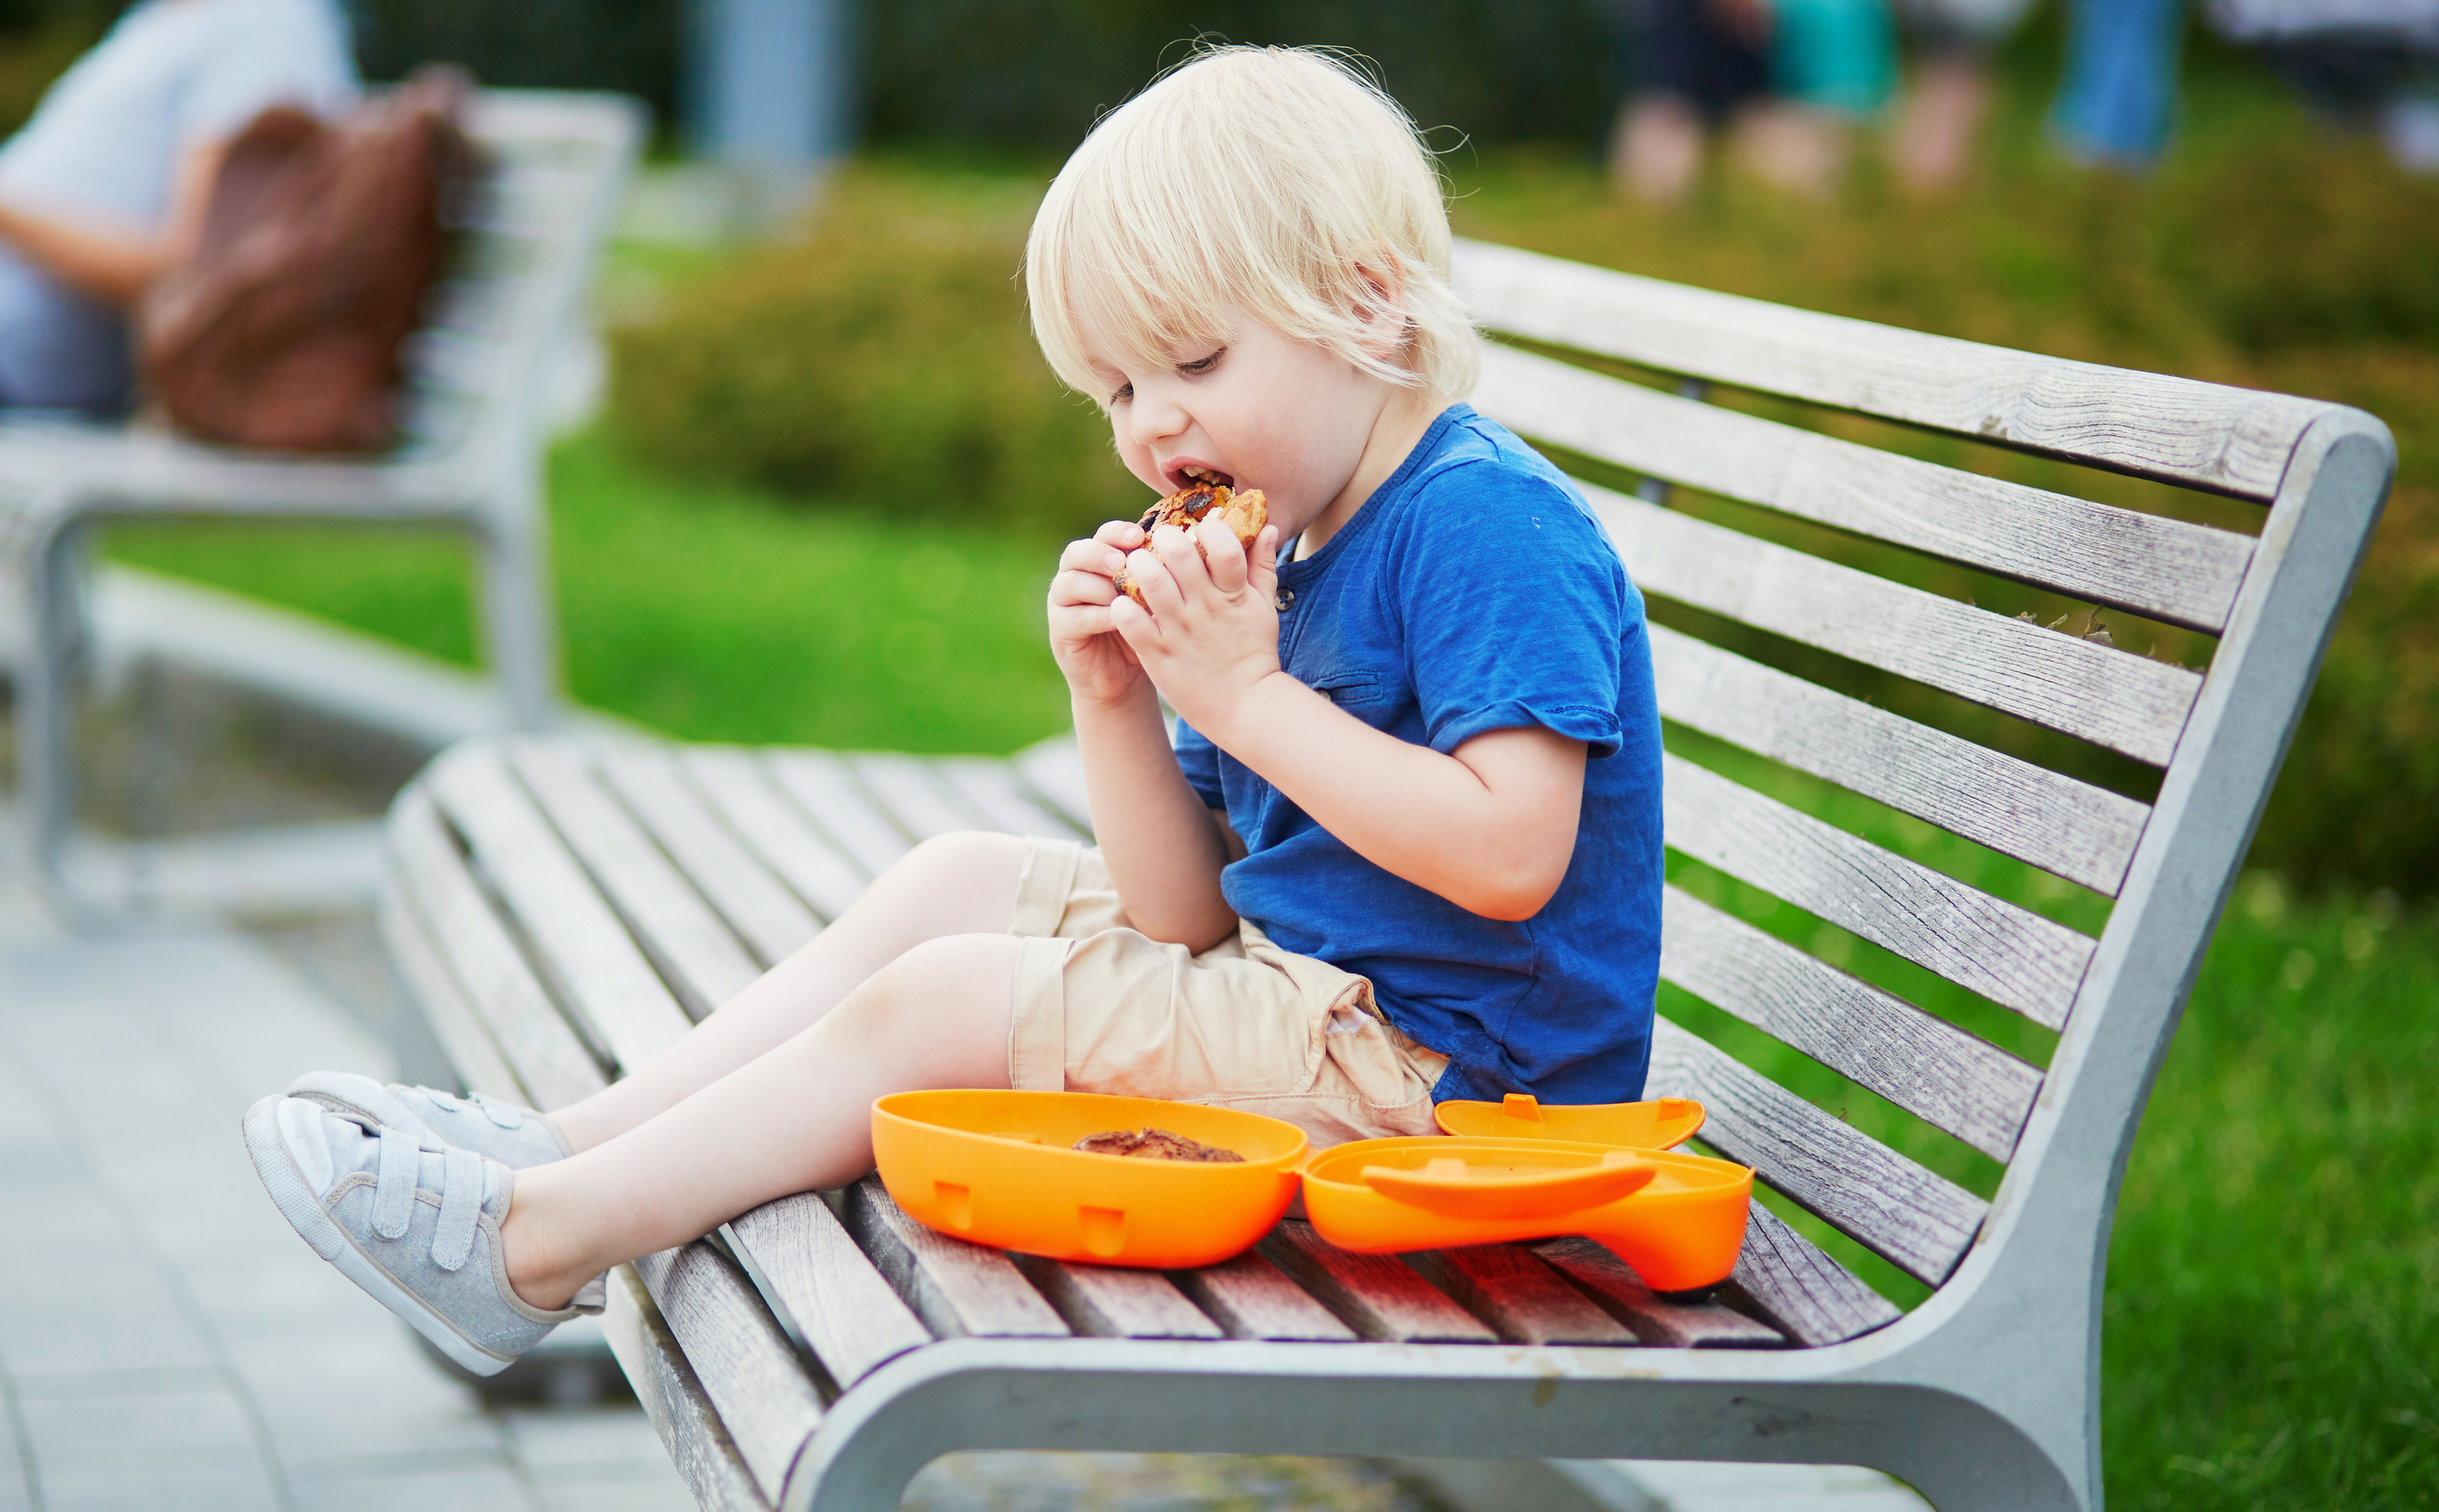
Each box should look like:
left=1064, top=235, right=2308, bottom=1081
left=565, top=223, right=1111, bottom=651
left=1172, top=464, right=1234, bottom=489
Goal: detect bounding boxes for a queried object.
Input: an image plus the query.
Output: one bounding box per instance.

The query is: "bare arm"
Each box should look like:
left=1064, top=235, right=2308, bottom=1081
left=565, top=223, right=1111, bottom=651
left=1115, top=520, right=1589, bottom=922
left=1049, top=519, right=1240, bottom=950
left=0, top=137, right=224, bottom=307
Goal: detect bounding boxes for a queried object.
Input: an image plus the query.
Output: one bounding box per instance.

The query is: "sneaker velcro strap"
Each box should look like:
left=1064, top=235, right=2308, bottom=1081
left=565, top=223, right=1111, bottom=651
left=431, top=1147, right=486, bottom=1272
left=372, top=1126, right=420, bottom=1240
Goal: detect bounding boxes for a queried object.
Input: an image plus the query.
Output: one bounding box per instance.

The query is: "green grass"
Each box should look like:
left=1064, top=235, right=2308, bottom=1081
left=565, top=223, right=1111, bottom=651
left=104, top=430, right=1075, bottom=755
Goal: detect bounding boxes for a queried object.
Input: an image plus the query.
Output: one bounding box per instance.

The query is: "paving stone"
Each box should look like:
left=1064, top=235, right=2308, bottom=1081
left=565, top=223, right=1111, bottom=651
left=227, top=1327, right=507, bottom=1470
left=531, top=1463, right=695, bottom=1512
left=501, top=1404, right=678, bottom=1474
left=39, top=1461, right=282, bottom=1512
left=0, top=1291, right=220, bottom=1379
left=289, top=1460, right=532, bottom=1512
left=19, top=1386, right=257, bottom=1470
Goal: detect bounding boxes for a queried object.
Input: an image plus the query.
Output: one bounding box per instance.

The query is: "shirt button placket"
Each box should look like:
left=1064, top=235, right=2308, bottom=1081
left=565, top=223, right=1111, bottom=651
left=1275, top=588, right=1296, bottom=612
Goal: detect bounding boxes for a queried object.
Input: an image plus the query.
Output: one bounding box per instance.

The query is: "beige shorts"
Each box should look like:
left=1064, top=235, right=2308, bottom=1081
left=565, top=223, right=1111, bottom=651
left=1006, top=838, right=1452, bottom=1149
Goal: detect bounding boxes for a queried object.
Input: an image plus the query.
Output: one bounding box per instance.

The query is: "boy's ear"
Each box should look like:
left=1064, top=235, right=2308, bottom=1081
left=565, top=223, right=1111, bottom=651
left=1349, top=258, right=1410, bottom=354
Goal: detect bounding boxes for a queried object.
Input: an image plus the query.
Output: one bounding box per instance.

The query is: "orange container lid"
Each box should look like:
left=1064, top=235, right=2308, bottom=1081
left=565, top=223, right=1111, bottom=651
left=1433, top=1093, right=1706, bottom=1149
left=871, top=1090, right=1308, bottom=1269
left=1301, top=1135, right=1754, bottom=1293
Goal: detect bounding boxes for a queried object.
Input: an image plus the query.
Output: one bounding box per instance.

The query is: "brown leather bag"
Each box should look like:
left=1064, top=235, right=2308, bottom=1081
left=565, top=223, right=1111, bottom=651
left=139, top=67, right=478, bottom=453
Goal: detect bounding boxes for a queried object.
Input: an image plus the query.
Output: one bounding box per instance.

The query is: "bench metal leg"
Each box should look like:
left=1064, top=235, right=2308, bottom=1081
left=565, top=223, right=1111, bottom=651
left=14, top=516, right=88, bottom=896
left=478, top=467, right=561, bottom=733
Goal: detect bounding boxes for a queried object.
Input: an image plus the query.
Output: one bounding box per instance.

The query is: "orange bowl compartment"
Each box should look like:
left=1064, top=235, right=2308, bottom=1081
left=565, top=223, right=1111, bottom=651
left=871, top=1090, right=1308, bottom=1269
left=1301, top=1135, right=1754, bottom=1293
left=1433, top=1092, right=1707, bottom=1148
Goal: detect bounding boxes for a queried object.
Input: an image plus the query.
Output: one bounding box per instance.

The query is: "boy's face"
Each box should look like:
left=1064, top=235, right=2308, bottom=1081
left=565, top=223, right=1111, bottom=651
left=1086, top=310, right=1393, bottom=540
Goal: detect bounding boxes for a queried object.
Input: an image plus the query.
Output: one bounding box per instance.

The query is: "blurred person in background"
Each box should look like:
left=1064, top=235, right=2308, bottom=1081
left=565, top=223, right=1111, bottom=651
left=0, top=0, right=357, bottom=412
left=2050, top=0, right=2184, bottom=166
left=2210, top=0, right=2439, bottom=171
left=1609, top=0, right=1897, bottom=202
left=1888, top=0, right=2034, bottom=191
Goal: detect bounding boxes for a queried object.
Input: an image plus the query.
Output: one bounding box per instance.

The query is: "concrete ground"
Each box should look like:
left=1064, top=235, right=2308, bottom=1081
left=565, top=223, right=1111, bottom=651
left=0, top=573, right=1929, bottom=1512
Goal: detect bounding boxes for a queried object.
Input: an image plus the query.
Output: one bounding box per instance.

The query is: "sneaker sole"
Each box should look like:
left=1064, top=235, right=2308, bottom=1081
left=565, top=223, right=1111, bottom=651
left=241, top=1095, right=518, bottom=1377
left=285, top=1073, right=444, bottom=1147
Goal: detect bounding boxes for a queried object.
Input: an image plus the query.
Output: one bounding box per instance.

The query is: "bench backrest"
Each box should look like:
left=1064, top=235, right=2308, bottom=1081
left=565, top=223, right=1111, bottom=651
left=1453, top=239, right=2394, bottom=1342
left=396, top=90, right=644, bottom=477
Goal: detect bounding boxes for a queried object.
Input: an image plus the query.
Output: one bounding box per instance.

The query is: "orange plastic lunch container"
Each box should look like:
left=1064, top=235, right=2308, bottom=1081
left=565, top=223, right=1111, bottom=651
left=1300, top=1135, right=1755, bottom=1293
left=870, top=1089, right=1308, bottom=1269
left=1434, top=1092, right=1707, bottom=1148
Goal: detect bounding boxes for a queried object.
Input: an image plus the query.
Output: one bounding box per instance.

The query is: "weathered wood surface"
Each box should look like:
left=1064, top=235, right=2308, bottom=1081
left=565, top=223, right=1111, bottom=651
left=1592, top=484, right=2205, bottom=766
left=1647, top=1019, right=1989, bottom=1286
left=630, top=1241, right=826, bottom=1506
left=505, top=739, right=760, bottom=1021
left=1475, top=342, right=2257, bottom=632
left=725, top=1194, right=931, bottom=1388
left=424, top=744, right=694, bottom=1070
left=1530, top=1236, right=1783, bottom=1348
left=1659, top=887, right=2042, bottom=1162
left=764, top=749, right=916, bottom=878
left=1013, top=1254, right=1228, bottom=1339
left=940, top=756, right=1091, bottom=841
left=1014, top=736, right=1095, bottom=832
left=601, top=1263, right=772, bottom=1512
left=1648, top=622, right=2151, bottom=896
left=1256, top=1220, right=1499, bottom=1344
left=1662, top=753, right=2095, bottom=1030
left=846, top=751, right=983, bottom=842
left=385, top=787, right=608, bottom=1108
left=377, top=863, right=529, bottom=1106
left=1455, top=235, right=2330, bottom=500
left=594, top=742, right=823, bottom=966
left=1169, top=1251, right=1360, bottom=1342
left=1719, top=1204, right=1905, bottom=1348
left=836, top=1176, right=1070, bottom=1339
left=1406, top=1246, right=1639, bottom=1346
left=680, top=747, right=868, bottom=922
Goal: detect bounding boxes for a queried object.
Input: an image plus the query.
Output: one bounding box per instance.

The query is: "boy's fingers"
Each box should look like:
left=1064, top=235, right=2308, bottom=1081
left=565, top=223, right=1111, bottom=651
left=1123, top=545, right=1185, bottom=619
left=1049, top=566, right=1119, bottom=606
left=1060, top=537, right=1129, bottom=576
left=1247, top=525, right=1281, bottom=597
left=1198, top=515, right=1249, bottom=594
left=1148, top=523, right=1212, bottom=593
left=1094, top=518, right=1148, bottom=550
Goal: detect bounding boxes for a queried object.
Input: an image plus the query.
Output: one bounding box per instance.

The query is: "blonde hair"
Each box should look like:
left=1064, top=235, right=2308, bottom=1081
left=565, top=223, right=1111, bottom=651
left=1025, top=44, right=1479, bottom=405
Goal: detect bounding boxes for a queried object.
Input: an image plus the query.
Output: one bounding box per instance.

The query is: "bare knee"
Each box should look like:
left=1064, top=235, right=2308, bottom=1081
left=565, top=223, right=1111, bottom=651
left=869, top=832, right=1026, bottom=918
left=829, top=933, right=1021, bottom=1085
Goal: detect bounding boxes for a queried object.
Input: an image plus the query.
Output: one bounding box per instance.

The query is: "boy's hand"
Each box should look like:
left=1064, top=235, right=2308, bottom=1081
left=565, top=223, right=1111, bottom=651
left=1048, top=518, right=1155, bottom=709
left=1109, top=517, right=1284, bottom=737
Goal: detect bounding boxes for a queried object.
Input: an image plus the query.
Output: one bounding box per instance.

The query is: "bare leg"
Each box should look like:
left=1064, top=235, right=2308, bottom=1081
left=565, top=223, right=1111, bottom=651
left=501, top=931, right=1026, bottom=1309
left=1612, top=93, right=1705, bottom=206
left=548, top=832, right=1028, bottom=1153
left=1891, top=55, right=1990, bottom=195
left=1733, top=101, right=1851, bottom=201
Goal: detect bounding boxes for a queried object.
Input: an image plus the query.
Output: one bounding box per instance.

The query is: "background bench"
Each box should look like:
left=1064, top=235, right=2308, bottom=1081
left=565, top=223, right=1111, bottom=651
left=377, top=239, right=2393, bottom=1512
left=0, top=89, right=641, bottom=906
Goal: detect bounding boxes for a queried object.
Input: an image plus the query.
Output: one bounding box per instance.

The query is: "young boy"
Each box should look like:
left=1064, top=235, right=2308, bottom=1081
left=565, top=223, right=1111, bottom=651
left=242, top=44, right=1663, bottom=1377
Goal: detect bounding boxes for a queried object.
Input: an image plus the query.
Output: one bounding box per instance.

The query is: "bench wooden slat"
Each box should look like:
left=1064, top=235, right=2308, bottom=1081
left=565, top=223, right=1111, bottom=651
left=505, top=740, right=761, bottom=1022
left=846, top=752, right=984, bottom=841
left=1014, top=736, right=1095, bottom=833
left=595, top=743, right=823, bottom=966
left=1529, top=1236, right=1784, bottom=1348
left=763, top=750, right=916, bottom=877
left=1455, top=236, right=2330, bottom=500
left=378, top=863, right=529, bottom=1105
left=1661, top=886, right=2042, bottom=1162
left=1650, top=623, right=2150, bottom=895
left=426, top=745, right=694, bottom=1073
left=1721, top=1204, right=1904, bottom=1348
left=602, top=1263, right=772, bottom=1512
left=1406, top=1247, right=1639, bottom=1346
left=1594, top=485, right=2205, bottom=766
left=1169, top=1251, right=1360, bottom=1342
left=1477, top=344, right=2257, bottom=633
left=386, top=787, right=609, bottom=1108
left=724, top=1195, right=932, bottom=1388
left=631, top=1241, right=824, bottom=1507
left=837, top=1177, right=1071, bottom=1339
left=1012, top=1255, right=1227, bottom=1339
left=680, top=748, right=869, bottom=921
left=1647, top=1019, right=1988, bottom=1286
left=1256, top=1220, right=1499, bottom=1344
left=1663, top=754, right=2094, bottom=1030
left=939, top=756, right=1092, bottom=841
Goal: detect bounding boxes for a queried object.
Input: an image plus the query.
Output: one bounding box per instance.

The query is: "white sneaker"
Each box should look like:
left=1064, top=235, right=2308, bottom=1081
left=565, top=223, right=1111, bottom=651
left=242, top=1094, right=596, bottom=1375
left=287, top=1072, right=572, bottom=1169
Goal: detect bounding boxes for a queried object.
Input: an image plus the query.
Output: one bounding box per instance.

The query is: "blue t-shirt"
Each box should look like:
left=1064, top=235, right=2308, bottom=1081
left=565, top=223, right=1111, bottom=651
left=1174, top=404, right=1663, bottom=1105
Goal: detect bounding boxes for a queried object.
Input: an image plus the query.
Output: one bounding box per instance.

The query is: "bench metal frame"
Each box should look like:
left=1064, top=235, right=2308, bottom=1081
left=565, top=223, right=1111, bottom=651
left=379, top=239, right=2393, bottom=1512
left=0, top=90, right=642, bottom=903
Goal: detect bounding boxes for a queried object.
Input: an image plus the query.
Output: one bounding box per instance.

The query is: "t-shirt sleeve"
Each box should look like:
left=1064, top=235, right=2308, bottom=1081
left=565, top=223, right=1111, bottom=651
left=1171, top=716, right=1227, bottom=810
left=1391, top=458, right=1631, bottom=759
left=177, top=8, right=360, bottom=145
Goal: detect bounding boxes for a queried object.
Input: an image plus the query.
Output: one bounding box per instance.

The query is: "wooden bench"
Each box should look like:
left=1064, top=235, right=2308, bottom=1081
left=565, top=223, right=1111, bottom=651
left=375, top=238, right=2395, bottom=1512
left=0, top=90, right=641, bottom=904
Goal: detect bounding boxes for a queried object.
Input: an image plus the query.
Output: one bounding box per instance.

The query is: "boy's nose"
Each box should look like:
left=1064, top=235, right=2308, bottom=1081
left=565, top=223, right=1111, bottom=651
left=1127, top=391, right=1189, bottom=448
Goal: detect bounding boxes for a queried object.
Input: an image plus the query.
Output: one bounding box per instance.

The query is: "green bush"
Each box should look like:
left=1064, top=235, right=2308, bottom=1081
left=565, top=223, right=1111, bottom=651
left=607, top=165, right=1140, bottom=541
